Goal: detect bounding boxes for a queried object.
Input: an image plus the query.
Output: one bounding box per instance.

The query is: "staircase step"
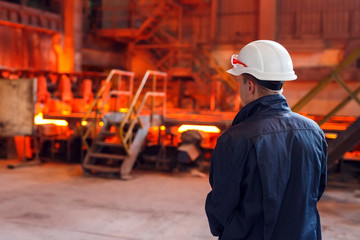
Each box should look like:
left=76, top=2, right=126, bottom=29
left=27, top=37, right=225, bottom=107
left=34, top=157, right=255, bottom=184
left=88, top=152, right=126, bottom=161
left=95, top=141, right=123, bottom=147
left=83, top=163, right=120, bottom=173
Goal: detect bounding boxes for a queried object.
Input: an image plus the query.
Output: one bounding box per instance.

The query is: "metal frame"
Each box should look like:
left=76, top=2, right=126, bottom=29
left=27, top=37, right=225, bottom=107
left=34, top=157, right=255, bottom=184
left=292, top=46, right=360, bottom=126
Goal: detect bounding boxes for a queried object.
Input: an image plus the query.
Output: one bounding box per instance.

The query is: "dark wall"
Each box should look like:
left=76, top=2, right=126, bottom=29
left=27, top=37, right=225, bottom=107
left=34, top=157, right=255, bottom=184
left=277, top=0, right=360, bottom=40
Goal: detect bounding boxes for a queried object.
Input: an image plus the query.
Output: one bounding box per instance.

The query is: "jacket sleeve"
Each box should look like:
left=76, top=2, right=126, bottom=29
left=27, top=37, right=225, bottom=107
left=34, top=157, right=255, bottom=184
left=318, top=137, right=328, bottom=201
left=205, top=136, right=243, bottom=237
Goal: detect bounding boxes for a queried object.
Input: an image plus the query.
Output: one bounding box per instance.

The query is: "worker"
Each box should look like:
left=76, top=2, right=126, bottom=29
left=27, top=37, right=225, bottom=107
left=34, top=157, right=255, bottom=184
left=205, top=40, right=327, bottom=240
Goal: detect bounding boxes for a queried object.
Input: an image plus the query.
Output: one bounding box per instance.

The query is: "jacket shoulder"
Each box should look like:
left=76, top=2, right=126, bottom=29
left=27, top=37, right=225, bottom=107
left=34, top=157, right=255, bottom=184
left=227, top=111, right=325, bottom=141
left=287, top=112, right=324, bottom=132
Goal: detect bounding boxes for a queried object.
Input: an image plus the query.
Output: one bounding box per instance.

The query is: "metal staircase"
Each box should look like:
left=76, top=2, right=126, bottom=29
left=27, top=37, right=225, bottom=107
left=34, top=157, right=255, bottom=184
left=81, top=69, right=134, bottom=148
left=82, top=70, right=167, bottom=179
left=131, top=1, right=238, bottom=106
left=134, top=0, right=176, bottom=43
left=91, top=0, right=179, bottom=41
left=91, top=0, right=238, bottom=110
left=292, top=46, right=360, bottom=170
left=133, top=1, right=182, bottom=72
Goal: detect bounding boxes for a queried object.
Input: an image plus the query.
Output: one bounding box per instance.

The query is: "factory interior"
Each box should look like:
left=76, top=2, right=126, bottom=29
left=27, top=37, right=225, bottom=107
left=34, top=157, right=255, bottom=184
left=0, top=0, right=359, bottom=239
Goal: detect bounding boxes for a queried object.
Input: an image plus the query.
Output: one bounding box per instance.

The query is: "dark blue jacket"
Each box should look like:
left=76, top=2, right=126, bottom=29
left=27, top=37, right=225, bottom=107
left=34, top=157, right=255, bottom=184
left=205, top=94, right=327, bottom=240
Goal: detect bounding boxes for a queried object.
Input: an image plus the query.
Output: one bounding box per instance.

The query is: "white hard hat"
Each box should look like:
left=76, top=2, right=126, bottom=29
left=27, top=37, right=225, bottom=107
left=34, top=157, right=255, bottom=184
left=226, top=40, right=297, bottom=81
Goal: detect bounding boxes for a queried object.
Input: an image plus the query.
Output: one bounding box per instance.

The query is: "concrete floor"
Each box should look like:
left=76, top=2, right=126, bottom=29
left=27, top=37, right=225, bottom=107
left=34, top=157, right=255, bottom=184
left=0, top=161, right=359, bottom=240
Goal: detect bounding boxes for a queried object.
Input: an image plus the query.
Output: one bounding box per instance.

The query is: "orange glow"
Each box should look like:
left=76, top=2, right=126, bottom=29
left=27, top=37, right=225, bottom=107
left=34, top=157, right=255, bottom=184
left=99, top=121, right=104, bottom=127
left=119, top=108, right=129, bottom=112
left=34, top=113, right=68, bottom=126
left=160, top=125, right=166, bottom=131
left=61, top=110, right=71, bottom=115
left=81, top=121, right=88, bottom=126
left=321, top=123, right=348, bottom=131
left=325, top=133, right=337, bottom=139
left=343, top=151, right=360, bottom=160
left=178, top=124, right=220, bottom=133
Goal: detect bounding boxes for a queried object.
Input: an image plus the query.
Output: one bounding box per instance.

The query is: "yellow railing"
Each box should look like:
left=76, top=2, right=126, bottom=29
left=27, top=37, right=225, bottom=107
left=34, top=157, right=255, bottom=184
left=119, top=70, right=167, bottom=155
left=81, top=69, right=134, bottom=150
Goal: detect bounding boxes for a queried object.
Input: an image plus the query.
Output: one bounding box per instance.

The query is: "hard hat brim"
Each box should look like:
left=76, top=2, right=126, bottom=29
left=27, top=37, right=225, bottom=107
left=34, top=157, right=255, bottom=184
left=227, top=66, right=297, bottom=81
left=226, top=67, right=242, bottom=76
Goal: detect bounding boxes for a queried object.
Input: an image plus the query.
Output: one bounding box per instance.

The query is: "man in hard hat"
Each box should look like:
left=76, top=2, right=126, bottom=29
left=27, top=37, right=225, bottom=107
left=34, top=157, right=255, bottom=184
left=205, top=40, right=327, bottom=240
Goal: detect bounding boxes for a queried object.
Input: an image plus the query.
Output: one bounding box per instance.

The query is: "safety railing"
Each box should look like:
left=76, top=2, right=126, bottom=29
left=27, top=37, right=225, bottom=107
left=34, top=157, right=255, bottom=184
left=119, top=70, right=167, bottom=155
left=0, top=1, right=62, bottom=32
left=292, top=46, right=360, bottom=126
left=81, top=69, right=134, bottom=150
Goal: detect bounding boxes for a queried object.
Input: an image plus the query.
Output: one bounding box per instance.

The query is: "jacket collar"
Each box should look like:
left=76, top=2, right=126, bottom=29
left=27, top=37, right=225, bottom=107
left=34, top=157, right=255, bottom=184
left=232, top=94, right=291, bottom=126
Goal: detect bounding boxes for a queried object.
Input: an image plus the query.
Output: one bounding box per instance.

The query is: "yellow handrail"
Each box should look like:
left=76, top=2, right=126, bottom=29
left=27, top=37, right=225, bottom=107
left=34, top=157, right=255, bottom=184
left=81, top=69, right=134, bottom=150
left=81, top=69, right=134, bottom=123
left=119, top=70, right=167, bottom=155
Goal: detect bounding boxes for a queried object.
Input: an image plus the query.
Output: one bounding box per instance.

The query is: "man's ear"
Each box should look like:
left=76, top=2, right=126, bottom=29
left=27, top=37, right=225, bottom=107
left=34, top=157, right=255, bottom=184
left=248, top=79, right=255, bottom=94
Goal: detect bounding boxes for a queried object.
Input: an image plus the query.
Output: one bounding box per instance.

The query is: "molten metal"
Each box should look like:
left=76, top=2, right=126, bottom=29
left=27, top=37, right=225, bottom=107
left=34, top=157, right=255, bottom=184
left=178, top=124, right=220, bottom=133
left=34, top=113, right=68, bottom=126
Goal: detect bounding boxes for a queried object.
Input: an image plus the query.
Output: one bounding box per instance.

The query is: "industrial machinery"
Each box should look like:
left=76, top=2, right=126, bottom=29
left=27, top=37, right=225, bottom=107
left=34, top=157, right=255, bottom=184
left=0, top=0, right=359, bottom=182
left=0, top=61, right=358, bottom=181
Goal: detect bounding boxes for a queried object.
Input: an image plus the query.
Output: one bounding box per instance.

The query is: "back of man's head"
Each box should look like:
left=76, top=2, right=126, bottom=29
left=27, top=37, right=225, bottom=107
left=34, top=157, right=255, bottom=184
left=242, top=73, right=284, bottom=97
